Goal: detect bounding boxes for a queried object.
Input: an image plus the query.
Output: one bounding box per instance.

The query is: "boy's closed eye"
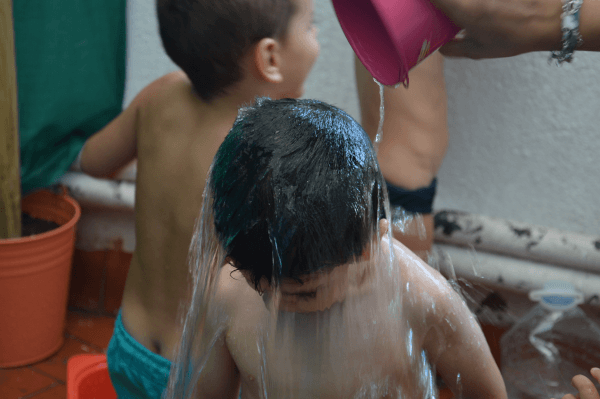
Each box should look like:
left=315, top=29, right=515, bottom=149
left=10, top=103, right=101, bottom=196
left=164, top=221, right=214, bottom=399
left=284, top=291, right=318, bottom=300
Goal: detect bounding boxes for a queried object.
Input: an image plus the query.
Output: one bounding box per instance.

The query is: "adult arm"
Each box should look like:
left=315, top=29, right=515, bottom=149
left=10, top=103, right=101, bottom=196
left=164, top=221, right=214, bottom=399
left=429, top=0, right=600, bottom=59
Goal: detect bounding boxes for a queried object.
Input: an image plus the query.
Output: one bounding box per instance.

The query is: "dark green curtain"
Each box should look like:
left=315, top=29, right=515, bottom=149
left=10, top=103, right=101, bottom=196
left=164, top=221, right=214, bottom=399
left=13, top=0, right=126, bottom=193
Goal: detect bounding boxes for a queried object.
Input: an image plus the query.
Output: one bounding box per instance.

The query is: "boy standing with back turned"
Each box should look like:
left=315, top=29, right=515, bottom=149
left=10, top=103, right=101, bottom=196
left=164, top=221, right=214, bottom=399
left=75, top=1, right=319, bottom=397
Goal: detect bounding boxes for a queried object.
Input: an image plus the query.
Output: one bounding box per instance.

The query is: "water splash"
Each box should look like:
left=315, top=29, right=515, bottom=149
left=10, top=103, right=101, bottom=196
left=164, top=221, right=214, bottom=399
left=165, top=178, right=442, bottom=398
left=390, top=206, right=427, bottom=240
left=373, top=79, right=385, bottom=154
left=428, top=246, right=520, bottom=327
left=455, top=373, right=462, bottom=399
left=163, top=99, right=500, bottom=399
left=163, top=170, right=228, bottom=399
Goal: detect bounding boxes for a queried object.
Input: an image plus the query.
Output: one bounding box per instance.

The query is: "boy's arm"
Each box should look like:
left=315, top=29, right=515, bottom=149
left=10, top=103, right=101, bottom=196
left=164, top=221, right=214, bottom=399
left=194, top=269, right=242, bottom=399
left=78, top=87, right=149, bottom=178
left=421, top=275, right=507, bottom=399
left=194, top=329, right=241, bottom=399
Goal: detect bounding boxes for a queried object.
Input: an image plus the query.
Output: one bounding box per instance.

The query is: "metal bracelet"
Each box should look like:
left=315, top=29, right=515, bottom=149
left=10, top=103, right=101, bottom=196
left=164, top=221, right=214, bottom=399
left=549, top=0, right=583, bottom=65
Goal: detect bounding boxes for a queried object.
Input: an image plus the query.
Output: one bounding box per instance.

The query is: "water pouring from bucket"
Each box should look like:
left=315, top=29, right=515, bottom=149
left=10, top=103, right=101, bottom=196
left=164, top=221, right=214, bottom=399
left=332, top=0, right=460, bottom=87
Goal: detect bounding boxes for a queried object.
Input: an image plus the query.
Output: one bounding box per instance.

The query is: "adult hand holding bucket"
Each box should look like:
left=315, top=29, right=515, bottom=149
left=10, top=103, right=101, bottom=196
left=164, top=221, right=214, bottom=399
left=332, top=0, right=460, bottom=86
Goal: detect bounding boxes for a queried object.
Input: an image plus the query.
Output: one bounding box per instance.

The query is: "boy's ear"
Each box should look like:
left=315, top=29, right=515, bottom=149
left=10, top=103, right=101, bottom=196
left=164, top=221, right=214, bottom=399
left=253, top=38, right=284, bottom=84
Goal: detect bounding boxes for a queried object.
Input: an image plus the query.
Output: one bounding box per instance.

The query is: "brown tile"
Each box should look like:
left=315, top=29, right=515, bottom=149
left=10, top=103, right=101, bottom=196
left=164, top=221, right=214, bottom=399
left=0, top=367, right=56, bottom=398
left=65, top=312, right=116, bottom=351
left=69, top=250, right=107, bottom=312
left=30, top=335, right=100, bottom=384
left=22, top=383, right=66, bottom=399
left=104, top=242, right=132, bottom=315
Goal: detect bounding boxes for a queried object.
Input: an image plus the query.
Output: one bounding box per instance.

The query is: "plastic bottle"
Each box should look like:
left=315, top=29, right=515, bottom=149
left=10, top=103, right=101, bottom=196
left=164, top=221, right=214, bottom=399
left=501, top=281, right=600, bottom=399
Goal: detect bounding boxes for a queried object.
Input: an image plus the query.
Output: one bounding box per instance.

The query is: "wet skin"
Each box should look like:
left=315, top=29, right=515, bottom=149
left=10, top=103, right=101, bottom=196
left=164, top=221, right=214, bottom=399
left=194, top=233, right=507, bottom=399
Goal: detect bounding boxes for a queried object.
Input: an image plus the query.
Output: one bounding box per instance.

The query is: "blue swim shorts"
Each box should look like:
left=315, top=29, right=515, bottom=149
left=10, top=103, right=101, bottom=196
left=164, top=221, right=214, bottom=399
left=106, top=311, right=172, bottom=399
left=386, top=178, right=437, bottom=214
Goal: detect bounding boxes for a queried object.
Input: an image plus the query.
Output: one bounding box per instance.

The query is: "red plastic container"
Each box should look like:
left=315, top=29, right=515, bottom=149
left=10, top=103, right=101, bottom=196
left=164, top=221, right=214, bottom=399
left=67, top=354, right=117, bottom=399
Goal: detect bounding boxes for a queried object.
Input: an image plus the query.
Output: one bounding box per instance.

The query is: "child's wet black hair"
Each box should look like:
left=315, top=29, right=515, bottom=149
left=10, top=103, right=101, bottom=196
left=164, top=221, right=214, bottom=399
left=157, top=0, right=296, bottom=102
left=211, top=98, right=386, bottom=291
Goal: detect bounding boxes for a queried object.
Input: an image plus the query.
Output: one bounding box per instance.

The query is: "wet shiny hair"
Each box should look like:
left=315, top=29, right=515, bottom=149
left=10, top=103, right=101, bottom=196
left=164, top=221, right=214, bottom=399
left=157, top=0, right=296, bottom=102
left=211, top=98, right=386, bottom=291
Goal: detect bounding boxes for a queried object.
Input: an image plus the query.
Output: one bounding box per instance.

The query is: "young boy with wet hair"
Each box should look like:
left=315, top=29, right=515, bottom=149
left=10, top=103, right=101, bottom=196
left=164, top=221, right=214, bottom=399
left=75, top=0, right=319, bottom=397
left=170, top=97, right=507, bottom=399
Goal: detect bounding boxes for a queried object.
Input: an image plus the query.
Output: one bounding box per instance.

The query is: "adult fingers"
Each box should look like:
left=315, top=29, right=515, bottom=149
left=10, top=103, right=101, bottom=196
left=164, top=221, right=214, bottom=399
left=560, top=395, right=578, bottom=399
left=572, top=374, right=600, bottom=399
left=438, top=37, right=489, bottom=59
left=438, top=39, right=474, bottom=58
left=591, top=368, right=600, bottom=384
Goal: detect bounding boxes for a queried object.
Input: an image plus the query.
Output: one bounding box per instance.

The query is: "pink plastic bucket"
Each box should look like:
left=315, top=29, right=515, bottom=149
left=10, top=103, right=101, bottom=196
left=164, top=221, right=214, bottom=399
left=332, top=0, right=460, bottom=86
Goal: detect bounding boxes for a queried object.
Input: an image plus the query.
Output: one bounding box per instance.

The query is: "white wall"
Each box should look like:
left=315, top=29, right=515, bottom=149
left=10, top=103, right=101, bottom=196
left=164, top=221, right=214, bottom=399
left=125, top=0, right=600, bottom=237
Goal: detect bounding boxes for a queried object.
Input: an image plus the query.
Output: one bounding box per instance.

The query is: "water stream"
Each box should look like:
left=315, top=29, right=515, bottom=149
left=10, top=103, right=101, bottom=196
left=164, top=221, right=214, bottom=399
left=374, top=79, right=427, bottom=241
left=373, top=80, right=385, bottom=155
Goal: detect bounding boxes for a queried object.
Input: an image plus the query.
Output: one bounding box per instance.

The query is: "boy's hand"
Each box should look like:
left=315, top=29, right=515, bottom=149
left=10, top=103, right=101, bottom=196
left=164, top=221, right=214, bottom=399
left=560, top=368, right=600, bottom=399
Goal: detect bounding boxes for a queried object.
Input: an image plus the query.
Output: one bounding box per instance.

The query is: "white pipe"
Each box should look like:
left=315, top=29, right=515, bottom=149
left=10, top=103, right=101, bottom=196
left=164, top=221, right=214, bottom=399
left=431, top=243, right=600, bottom=304
left=56, top=175, right=600, bottom=300
left=434, top=210, right=600, bottom=274
left=59, top=172, right=135, bottom=211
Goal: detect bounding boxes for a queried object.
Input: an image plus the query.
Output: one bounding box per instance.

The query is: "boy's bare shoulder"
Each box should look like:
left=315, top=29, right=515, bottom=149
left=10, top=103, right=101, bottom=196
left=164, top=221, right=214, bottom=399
left=391, top=239, right=457, bottom=312
left=214, top=264, right=261, bottom=315
left=136, top=71, right=193, bottom=106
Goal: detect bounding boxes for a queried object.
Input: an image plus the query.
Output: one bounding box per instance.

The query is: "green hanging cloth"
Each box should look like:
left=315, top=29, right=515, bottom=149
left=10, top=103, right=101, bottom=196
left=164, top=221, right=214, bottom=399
left=13, top=0, right=126, bottom=194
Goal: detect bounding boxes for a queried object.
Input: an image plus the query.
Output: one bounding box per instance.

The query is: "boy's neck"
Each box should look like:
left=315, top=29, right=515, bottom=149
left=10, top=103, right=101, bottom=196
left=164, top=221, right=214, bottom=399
left=203, top=66, right=288, bottom=122
left=205, top=75, right=277, bottom=118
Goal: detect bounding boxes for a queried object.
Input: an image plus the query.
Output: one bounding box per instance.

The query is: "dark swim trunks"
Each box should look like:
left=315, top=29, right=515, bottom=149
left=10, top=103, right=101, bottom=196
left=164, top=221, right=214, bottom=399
left=385, top=177, right=437, bottom=214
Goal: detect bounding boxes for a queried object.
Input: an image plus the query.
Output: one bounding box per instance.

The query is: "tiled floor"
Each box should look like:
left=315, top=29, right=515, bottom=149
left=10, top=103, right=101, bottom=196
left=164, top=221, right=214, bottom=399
left=0, top=310, right=116, bottom=399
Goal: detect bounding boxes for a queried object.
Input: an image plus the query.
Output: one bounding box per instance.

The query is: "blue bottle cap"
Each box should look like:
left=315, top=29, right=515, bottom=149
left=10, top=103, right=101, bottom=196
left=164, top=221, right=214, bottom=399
left=529, top=280, right=584, bottom=311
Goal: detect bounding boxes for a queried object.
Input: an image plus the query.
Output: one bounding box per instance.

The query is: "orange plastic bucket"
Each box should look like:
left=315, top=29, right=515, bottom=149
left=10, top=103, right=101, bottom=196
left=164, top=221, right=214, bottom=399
left=67, top=354, right=117, bottom=399
left=0, top=189, right=81, bottom=368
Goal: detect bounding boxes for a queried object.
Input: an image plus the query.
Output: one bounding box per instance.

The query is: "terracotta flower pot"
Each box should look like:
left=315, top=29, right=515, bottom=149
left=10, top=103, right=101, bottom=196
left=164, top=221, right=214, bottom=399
left=0, top=189, right=81, bottom=368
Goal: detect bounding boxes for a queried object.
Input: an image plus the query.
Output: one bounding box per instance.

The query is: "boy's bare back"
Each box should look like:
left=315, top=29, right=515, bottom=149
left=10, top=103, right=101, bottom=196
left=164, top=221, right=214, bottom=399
left=82, top=71, right=242, bottom=359
left=124, top=72, right=247, bottom=360
left=201, top=238, right=506, bottom=399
